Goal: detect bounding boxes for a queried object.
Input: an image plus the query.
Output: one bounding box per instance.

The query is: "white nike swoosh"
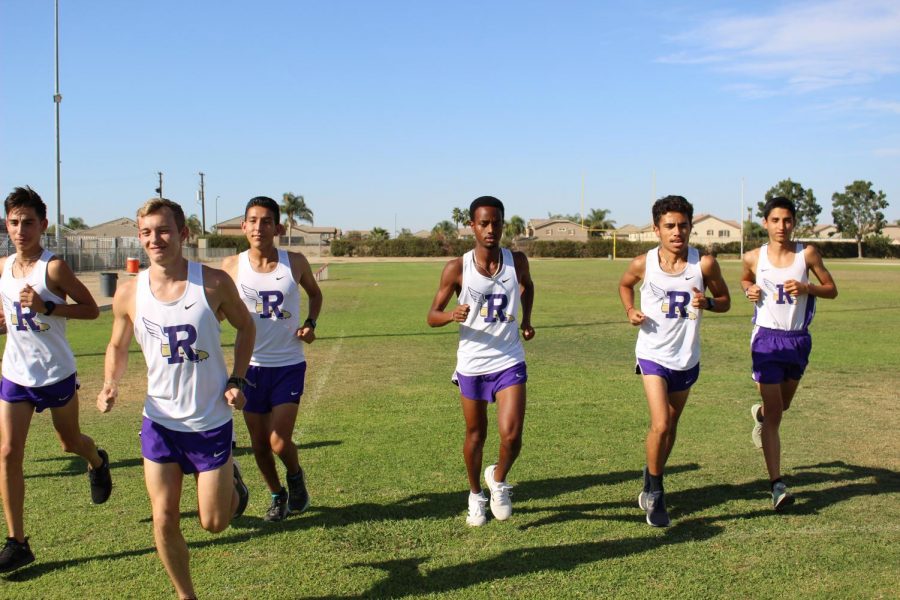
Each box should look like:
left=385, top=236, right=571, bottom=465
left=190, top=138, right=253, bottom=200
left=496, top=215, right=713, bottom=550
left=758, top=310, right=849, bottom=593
left=213, top=449, right=227, bottom=458
left=290, top=391, right=300, bottom=396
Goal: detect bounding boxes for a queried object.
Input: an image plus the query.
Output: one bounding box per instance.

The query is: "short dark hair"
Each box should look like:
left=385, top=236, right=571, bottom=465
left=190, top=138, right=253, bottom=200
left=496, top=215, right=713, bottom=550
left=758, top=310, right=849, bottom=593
left=5, top=186, right=47, bottom=221
left=137, top=198, right=186, bottom=231
left=652, top=195, right=693, bottom=226
left=762, top=196, right=796, bottom=219
left=244, top=196, right=280, bottom=224
left=469, top=196, right=505, bottom=220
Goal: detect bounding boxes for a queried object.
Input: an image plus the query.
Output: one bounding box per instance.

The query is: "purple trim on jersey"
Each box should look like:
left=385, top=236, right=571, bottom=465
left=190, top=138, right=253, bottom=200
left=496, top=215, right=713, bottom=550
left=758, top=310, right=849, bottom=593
left=453, top=362, right=527, bottom=403
left=140, top=417, right=232, bottom=474
left=802, top=295, right=817, bottom=329
left=635, top=359, right=700, bottom=393
left=0, top=373, right=78, bottom=413
left=751, top=326, right=811, bottom=384
left=243, top=361, right=307, bottom=414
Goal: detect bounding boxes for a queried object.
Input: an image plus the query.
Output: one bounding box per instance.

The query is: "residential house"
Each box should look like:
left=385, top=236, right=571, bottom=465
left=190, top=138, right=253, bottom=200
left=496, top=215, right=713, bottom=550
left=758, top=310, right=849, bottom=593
left=689, top=214, right=741, bottom=246
left=526, top=219, right=589, bottom=242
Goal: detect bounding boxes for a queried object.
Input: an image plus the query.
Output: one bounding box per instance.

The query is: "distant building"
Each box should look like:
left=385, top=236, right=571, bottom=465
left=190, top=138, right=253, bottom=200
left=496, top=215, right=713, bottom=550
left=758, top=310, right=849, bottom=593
left=689, top=214, right=741, bottom=246
left=213, top=216, right=339, bottom=244
left=78, top=217, right=139, bottom=238
left=615, top=224, right=644, bottom=241
left=807, top=224, right=841, bottom=239
left=881, top=225, right=900, bottom=245
left=526, top=219, right=589, bottom=242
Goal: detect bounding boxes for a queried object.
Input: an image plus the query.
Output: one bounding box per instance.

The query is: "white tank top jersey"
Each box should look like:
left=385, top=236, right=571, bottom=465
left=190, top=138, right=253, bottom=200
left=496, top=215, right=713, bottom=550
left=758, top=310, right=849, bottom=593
left=135, top=261, right=231, bottom=432
left=455, top=248, right=525, bottom=376
left=237, top=249, right=304, bottom=367
left=635, top=247, right=704, bottom=371
left=753, top=243, right=815, bottom=332
left=0, top=250, right=76, bottom=387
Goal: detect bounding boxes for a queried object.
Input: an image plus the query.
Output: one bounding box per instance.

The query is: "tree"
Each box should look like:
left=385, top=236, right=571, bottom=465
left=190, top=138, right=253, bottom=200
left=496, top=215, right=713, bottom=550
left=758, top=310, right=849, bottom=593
left=370, top=227, right=390, bottom=241
left=397, top=228, right=413, bottom=238
left=832, top=180, right=889, bottom=258
left=431, top=220, right=457, bottom=240
left=757, top=179, right=822, bottom=235
left=451, top=207, right=469, bottom=233
left=507, top=215, right=526, bottom=239
left=65, top=216, right=88, bottom=230
left=281, top=192, right=314, bottom=246
left=547, top=211, right=581, bottom=222
left=585, top=208, right=616, bottom=234
left=186, top=214, right=203, bottom=242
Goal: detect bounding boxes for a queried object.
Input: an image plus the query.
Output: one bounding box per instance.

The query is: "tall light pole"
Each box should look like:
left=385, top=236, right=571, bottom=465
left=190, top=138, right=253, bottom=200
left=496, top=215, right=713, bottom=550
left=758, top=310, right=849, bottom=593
left=215, top=195, right=219, bottom=234
left=198, top=172, right=206, bottom=233
left=54, top=0, right=62, bottom=245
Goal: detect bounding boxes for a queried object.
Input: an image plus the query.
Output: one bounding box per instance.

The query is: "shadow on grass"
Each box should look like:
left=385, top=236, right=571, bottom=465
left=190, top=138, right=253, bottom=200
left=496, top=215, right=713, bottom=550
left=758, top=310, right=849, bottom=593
left=25, top=455, right=144, bottom=479
left=5, top=461, right=896, bottom=590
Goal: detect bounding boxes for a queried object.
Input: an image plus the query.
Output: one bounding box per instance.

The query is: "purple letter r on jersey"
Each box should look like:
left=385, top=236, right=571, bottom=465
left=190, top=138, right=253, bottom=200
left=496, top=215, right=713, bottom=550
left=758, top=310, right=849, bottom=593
left=259, top=290, right=285, bottom=319
left=163, top=324, right=199, bottom=364
left=665, top=291, right=691, bottom=318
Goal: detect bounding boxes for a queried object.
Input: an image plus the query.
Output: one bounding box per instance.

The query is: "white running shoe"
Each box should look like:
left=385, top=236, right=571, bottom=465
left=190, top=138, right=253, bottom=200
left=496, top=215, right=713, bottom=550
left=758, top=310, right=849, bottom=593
left=466, top=491, right=488, bottom=527
left=484, top=464, right=513, bottom=521
left=772, top=481, right=795, bottom=511
left=751, top=403, right=763, bottom=449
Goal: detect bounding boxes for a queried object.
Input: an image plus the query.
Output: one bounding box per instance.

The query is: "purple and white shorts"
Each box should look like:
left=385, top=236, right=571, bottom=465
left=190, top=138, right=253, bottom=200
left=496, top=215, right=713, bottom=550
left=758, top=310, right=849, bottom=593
left=243, top=361, right=307, bottom=414
left=0, top=373, right=78, bottom=413
left=453, top=362, right=527, bottom=403
left=140, top=417, right=232, bottom=474
left=636, top=359, right=700, bottom=393
left=751, top=327, right=811, bottom=384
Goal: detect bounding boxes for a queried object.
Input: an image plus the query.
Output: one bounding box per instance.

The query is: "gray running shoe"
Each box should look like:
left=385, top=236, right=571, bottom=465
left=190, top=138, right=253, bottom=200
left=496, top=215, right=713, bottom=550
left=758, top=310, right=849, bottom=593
left=772, top=481, right=794, bottom=511
left=233, top=460, right=249, bottom=518
left=0, top=537, right=34, bottom=573
left=751, top=404, right=763, bottom=449
left=287, top=468, right=310, bottom=513
left=264, top=488, right=290, bottom=522
left=641, top=490, right=670, bottom=527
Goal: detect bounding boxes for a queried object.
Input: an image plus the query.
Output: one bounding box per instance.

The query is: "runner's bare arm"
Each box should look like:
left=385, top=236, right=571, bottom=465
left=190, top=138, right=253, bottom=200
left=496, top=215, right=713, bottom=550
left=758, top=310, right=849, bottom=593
left=427, top=258, right=466, bottom=327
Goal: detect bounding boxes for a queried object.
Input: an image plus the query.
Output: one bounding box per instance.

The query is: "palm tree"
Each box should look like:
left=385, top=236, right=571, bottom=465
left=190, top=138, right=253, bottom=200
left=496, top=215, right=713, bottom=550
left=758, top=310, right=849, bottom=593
left=431, top=220, right=457, bottom=240
left=451, top=207, right=468, bottom=233
left=507, top=215, right=526, bottom=239
left=585, top=208, right=616, bottom=235
left=370, top=227, right=390, bottom=241
left=186, top=214, right=203, bottom=242
left=281, top=193, right=314, bottom=246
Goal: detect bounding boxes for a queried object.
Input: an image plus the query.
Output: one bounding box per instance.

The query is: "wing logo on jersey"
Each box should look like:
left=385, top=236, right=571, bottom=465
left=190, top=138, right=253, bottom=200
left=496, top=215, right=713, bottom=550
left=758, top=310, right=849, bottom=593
left=467, top=287, right=514, bottom=323
left=143, top=317, right=209, bottom=364
left=241, top=284, right=290, bottom=320
left=649, top=282, right=697, bottom=320
left=761, top=279, right=794, bottom=305
left=2, top=293, right=51, bottom=332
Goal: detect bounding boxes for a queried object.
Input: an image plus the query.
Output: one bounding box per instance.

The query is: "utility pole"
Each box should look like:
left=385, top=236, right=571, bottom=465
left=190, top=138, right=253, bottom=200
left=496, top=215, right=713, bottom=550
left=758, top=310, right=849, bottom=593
left=54, top=0, right=62, bottom=246
left=198, top=172, right=207, bottom=233
left=156, top=171, right=163, bottom=198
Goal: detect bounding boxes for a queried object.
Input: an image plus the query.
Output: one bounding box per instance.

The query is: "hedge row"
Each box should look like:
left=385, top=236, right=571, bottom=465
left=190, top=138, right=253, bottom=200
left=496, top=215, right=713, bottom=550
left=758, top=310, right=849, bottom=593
left=330, top=237, right=475, bottom=257
left=202, top=234, right=250, bottom=252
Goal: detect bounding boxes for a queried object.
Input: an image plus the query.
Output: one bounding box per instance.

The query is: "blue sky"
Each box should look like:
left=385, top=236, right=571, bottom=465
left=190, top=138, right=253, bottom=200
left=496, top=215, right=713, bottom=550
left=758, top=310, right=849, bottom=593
left=2, top=1, right=898, bottom=232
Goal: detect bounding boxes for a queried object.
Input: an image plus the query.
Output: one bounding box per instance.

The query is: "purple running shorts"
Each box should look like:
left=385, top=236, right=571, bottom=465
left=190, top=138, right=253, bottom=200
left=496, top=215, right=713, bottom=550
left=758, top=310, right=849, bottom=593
left=636, top=359, right=700, bottom=393
left=454, top=362, right=527, bottom=403
left=0, top=373, right=78, bottom=413
left=243, top=361, right=307, bottom=414
left=751, top=327, right=811, bottom=384
left=140, top=417, right=232, bottom=474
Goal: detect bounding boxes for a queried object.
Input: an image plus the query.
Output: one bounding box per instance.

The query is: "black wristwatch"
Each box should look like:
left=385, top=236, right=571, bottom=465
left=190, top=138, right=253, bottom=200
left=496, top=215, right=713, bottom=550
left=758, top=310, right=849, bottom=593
left=43, top=301, right=57, bottom=316
left=226, top=376, right=249, bottom=392
left=706, top=297, right=715, bottom=310
left=303, top=318, right=317, bottom=329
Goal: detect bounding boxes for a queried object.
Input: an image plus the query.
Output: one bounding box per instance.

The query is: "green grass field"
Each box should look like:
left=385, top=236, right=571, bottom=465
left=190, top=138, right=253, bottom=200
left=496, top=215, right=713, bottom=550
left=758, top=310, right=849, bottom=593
left=2, top=259, right=899, bottom=598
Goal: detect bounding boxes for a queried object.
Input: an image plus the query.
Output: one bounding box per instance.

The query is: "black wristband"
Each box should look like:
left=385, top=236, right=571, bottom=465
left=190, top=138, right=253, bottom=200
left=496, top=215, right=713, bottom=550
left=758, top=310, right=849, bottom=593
left=227, top=376, right=248, bottom=392
left=43, top=300, right=57, bottom=316
left=706, top=297, right=715, bottom=310
left=303, top=318, right=317, bottom=329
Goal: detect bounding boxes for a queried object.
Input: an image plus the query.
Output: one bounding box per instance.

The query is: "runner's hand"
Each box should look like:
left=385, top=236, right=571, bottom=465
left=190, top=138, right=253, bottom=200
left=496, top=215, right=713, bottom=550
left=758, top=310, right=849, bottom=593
left=224, top=386, right=246, bottom=410
left=452, top=304, right=470, bottom=323
left=97, top=382, right=117, bottom=413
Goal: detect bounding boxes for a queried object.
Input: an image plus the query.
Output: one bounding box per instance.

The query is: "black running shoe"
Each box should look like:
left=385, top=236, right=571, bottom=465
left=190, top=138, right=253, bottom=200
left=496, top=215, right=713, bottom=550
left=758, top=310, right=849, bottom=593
left=264, top=488, right=290, bottom=522
left=642, top=490, right=671, bottom=527
left=233, top=460, right=249, bottom=519
left=287, top=468, right=309, bottom=513
left=0, top=537, right=34, bottom=573
left=89, top=448, right=112, bottom=504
